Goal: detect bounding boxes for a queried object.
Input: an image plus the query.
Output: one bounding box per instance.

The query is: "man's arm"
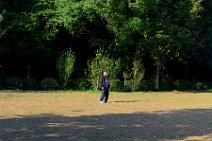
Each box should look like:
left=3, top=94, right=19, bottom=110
left=99, top=75, right=103, bottom=88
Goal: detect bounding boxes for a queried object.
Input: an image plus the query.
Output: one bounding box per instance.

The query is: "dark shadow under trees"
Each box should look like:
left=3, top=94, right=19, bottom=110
left=0, top=109, right=212, bottom=141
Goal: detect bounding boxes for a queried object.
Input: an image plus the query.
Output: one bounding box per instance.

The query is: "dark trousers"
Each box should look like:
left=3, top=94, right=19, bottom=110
left=100, top=88, right=109, bottom=102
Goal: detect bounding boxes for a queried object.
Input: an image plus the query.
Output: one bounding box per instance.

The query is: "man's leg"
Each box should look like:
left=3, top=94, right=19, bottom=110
left=104, top=89, right=109, bottom=103
left=100, top=89, right=105, bottom=102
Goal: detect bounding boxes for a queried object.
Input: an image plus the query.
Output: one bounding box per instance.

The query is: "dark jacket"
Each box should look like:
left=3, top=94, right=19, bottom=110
left=99, top=74, right=110, bottom=89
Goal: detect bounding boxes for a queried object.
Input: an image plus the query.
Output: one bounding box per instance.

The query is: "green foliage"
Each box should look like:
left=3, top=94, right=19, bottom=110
left=190, top=0, right=204, bottom=19
left=6, top=76, right=22, bottom=89
left=123, top=79, right=133, bottom=92
left=131, top=59, right=145, bottom=91
left=173, top=80, right=193, bottom=90
left=73, top=78, right=91, bottom=90
left=160, top=75, right=174, bottom=90
left=122, top=59, right=145, bottom=91
left=38, top=77, right=60, bottom=90
left=124, top=79, right=154, bottom=92
left=140, top=80, right=154, bottom=91
left=114, top=17, right=143, bottom=48
left=110, top=79, right=123, bottom=91
left=87, top=49, right=121, bottom=90
left=0, top=0, right=211, bottom=91
left=194, top=81, right=208, bottom=90
left=56, top=49, right=75, bottom=88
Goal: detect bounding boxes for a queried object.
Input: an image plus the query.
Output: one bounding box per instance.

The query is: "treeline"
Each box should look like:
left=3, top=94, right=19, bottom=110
left=0, top=0, right=212, bottom=91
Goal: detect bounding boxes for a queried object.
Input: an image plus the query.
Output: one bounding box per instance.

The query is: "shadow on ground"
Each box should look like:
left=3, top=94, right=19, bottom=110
left=0, top=109, right=212, bottom=141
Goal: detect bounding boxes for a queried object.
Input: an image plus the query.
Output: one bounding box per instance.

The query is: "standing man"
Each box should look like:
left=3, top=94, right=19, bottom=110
left=99, top=68, right=110, bottom=103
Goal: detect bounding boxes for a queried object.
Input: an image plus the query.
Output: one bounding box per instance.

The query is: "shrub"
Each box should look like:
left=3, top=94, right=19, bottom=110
left=23, top=78, right=36, bottom=89
left=87, top=49, right=121, bottom=90
left=123, top=79, right=142, bottom=91
left=110, top=79, right=123, bottom=91
left=140, top=80, right=154, bottom=91
left=124, top=79, right=153, bottom=92
left=123, top=79, right=132, bottom=91
left=6, top=76, right=22, bottom=89
left=130, top=59, right=145, bottom=91
left=160, top=75, right=174, bottom=90
left=73, top=78, right=91, bottom=90
left=122, top=59, right=145, bottom=91
left=194, top=81, right=208, bottom=90
left=38, top=77, right=60, bottom=90
left=56, top=49, right=75, bottom=89
left=173, top=80, right=193, bottom=90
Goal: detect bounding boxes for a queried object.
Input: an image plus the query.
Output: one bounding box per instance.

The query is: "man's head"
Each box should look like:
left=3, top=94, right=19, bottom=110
left=103, top=68, right=109, bottom=76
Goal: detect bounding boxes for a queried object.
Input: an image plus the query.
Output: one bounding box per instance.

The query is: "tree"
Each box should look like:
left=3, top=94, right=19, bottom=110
left=0, top=0, right=211, bottom=90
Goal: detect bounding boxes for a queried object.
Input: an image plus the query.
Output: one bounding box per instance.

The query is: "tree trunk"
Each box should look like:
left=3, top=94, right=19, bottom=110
left=155, top=65, right=160, bottom=90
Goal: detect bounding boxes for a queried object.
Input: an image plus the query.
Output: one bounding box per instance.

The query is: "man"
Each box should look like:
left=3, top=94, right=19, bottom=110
left=99, top=68, right=110, bottom=103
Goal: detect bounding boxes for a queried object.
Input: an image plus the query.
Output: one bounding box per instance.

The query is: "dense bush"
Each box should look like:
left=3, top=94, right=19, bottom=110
left=56, top=49, right=75, bottom=88
left=38, top=77, right=60, bottom=90
left=123, top=79, right=133, bottom=91
left=123, top=79, right=154, bottom=91
left=140, top=80, right=154, bottom=91
left=160, top=75, right=174, bottom=90
left=6, top=76, right=22, bottom=89
left=110, top=79, right=123, bottom=91
left=173, top=80, right=193, bottom=90
left=194, top=81, right=208, bottom=90
left=123, top=79, right=142, bottom=91
left=73, top=78, right=91, bottom=90
left=124, top=79, right=153, bottom=91
left=130, top=59, right=145, bottom=91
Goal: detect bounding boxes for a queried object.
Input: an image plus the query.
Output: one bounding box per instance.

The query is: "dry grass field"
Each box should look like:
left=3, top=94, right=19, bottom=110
left=0, top=91, right=212, bottom=141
